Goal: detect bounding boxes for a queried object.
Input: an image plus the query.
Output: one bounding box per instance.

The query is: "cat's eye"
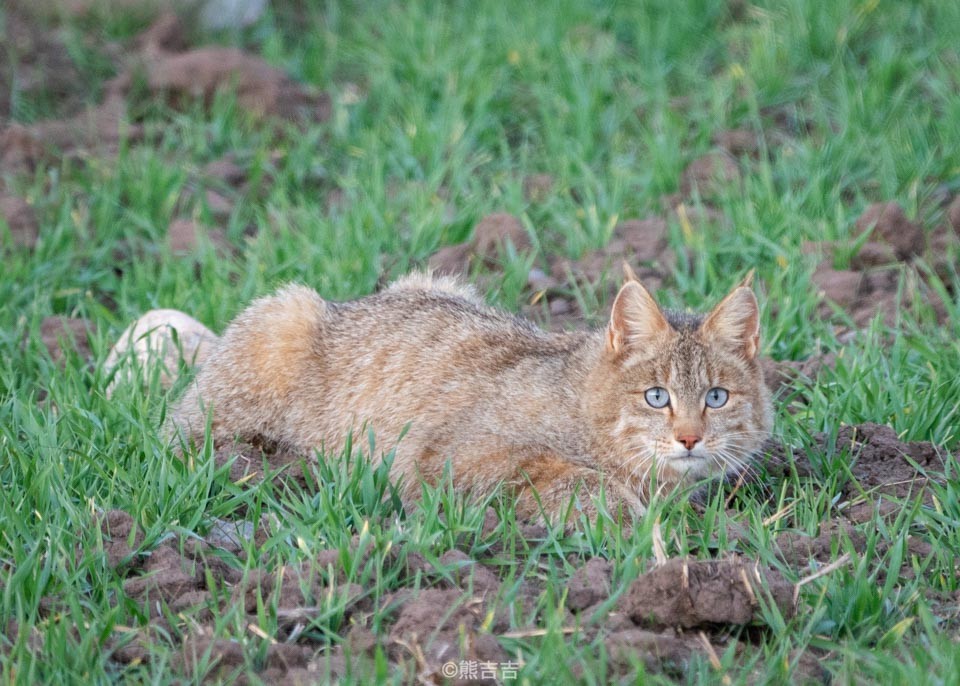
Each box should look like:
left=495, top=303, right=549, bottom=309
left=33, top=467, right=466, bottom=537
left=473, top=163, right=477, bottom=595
left=644, top=387, right=670, bottom=408
left=705, top=387, right=729, bottom=409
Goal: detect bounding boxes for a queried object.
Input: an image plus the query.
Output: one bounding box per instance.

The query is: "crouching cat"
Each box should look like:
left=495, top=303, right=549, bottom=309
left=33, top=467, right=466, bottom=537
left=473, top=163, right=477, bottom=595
left=168, top=269, right=772, bottom=523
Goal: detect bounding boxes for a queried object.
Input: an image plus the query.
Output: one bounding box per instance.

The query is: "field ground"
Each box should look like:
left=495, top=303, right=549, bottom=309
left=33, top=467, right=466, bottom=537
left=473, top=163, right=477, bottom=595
left=2, top=0, right=960, bottom=683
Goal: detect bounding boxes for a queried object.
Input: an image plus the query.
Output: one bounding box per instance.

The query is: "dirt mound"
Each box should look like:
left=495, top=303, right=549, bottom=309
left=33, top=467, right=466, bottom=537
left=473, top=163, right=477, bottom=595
left=0, top=8, right=87, bottom=121
left=566, top=557, right=612, bottom=611
left=605, top=628, right=699, bottom=674
left=38, top=316, right=97, bottom=367
left=100, top=13, right=329, bottom=122
left=765, top=422, right=949, bottom=502
left=774, top=521, right=865, bottom=567
left=0, top=10, right=329, bottom=176
left=619, top=558, right=794, bottom=630
left=0, top=195, right=40, bottom=249
left=836, top=423, right=946, bottom=498
left=561, top=218, right=669, bottom=280
left=854, top=202, right=924, bottom=261
left=176, top=637, right=317, bottom=684
left=523, top=173, right=555, bottom=203
left=811, top=261, right=906, bottom=328
left=811, top=200, right=954, bottom=328
left=122, top=46, right=330, bottom=121
left=712, top=128, right=762, bottom=158
left=168, top=217, right=229, bottom=255
left=1, top=94, right=144, bottom=172
left=679, top=152, right=742, bottom=200
left=388, top=589, right=506, bottom=681
left=428, top=212, right=531, bottom=276
left=97, top=510, right=144, bottom=571
left=536, top=217, right=670, bottom=325
left=202, top=155, right=248, bottom=188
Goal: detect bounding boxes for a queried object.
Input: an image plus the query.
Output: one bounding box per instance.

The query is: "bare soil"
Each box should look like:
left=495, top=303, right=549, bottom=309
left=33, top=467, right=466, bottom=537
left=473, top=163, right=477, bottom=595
left=38, top=315, right=97, bottom=367
left=0, top=194, right=40, bottom=249
left=78, top=421, right=948, bottom=682
left=0, top=10, right=328, bottom=174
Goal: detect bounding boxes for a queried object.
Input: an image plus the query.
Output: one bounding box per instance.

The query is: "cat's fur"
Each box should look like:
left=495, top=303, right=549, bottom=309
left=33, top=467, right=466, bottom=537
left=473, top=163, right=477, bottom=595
left=168, top=270, right=772, bottom=522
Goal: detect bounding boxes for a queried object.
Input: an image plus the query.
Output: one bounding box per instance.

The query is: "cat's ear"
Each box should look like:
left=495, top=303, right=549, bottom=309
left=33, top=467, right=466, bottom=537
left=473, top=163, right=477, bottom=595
left=702, top=284, right=760, bottom=359
left=607, top=281, right=670, bottom=354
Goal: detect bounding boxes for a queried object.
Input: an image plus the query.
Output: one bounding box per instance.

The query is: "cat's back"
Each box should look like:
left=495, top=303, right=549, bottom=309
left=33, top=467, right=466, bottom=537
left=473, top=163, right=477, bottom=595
left=327, top=272, right=541, bottom=346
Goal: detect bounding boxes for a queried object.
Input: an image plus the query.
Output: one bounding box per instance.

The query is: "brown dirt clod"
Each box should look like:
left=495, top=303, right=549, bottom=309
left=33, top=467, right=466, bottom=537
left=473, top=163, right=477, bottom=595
left=136, top=12, right=188, bottom=54
left=849, top=241, right=898, bottom=270
left=836, top=422, right=946, bottom=499
left=811, top=263, right=864, bottom=310
left=138, top=47, right=331, bottom=122
left=98, top=510, right=144, bottom=571
left=775, top=522, right=866, bottom=567
left=679, top=152, right=741, bottom=199
left=438, top=550, right=501, bottom=596
left=523, top=173, right=556, bottom=203
left=203, top=189, right=235, bottom=220
left=428, top=212, right=530, bottom=276
left=712, top=128, right=761, bottom=158
left=619, top=558, right=794, bottom=630
left=604, top=628, right=699, bottom=672
left=764, top=422, right=949, bottom=504
left=203, top=156, right=248, bottom=187
left=470, top=212, right=531, bottom=260
left=40, top=316, right=96, bottom=366
left=1, top=195, right=40, bottom=249
left=388, top=588, right=505, bottom=679
left=168, top=217, right=228, bottom=254
left=550, top=217, right=668, bottom=290
left=123, top=543, right=201, bottom=608
left=566, top=557, right=612, bottom=612
left=427, top=242, right=473, bottom=277
left=854, top=201, right=924, bottom=260
left=0, top=124, right=46, bottom=174
left=2, top=95, right=143, bottom=171
left=177, top=637, right=245, bottom=677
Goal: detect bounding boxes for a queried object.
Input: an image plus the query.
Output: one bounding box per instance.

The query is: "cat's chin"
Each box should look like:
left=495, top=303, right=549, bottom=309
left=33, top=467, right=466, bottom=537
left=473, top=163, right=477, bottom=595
left=660, top=452, right=713, bottom=479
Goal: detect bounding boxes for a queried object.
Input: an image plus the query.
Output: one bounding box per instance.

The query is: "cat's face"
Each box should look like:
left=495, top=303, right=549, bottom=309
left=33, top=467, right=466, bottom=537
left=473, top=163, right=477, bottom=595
left=591, top=276, right=772, bottom=496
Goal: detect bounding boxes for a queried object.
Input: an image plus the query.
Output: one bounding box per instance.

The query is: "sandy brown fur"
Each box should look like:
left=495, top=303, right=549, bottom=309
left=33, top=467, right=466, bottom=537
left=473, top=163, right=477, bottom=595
left=168, top=271, right=772, bottom=523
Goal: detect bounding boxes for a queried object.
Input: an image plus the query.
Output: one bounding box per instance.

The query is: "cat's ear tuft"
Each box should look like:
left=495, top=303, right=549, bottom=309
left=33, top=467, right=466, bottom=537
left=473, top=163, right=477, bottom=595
left=607, top=281, right=669, bottom=354
left=736, top=269, right=755, bottom=289
left=622, top=262, right=640, bottom=283
left=702, top=285, right=760, bottom=359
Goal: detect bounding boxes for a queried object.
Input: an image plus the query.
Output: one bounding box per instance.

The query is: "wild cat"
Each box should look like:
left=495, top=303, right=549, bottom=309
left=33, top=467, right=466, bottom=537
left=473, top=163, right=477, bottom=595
left=168, top=268, right=772, bottom=522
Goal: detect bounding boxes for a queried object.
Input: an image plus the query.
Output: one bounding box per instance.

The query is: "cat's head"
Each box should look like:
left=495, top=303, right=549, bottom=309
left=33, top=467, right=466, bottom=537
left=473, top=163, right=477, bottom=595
left=589, top=270, right=772, bottom=497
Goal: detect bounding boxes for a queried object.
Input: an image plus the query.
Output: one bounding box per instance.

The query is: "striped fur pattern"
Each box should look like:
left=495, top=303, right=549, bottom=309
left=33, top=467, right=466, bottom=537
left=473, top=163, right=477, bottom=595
left=168, top=271, right=772, bottom=523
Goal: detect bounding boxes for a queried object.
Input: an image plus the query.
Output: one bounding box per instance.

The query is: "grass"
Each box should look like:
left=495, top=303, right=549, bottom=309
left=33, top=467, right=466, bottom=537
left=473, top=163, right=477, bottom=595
left=2, top=0, right=960, bottom=683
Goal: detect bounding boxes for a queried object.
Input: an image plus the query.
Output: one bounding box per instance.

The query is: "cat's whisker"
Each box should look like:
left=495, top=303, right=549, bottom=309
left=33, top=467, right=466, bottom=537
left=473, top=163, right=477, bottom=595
left=712, top=446, right=760, bottom=482
left=726, top=456, right=761, bottom=483
left=627, top=452, right=660, bottom=501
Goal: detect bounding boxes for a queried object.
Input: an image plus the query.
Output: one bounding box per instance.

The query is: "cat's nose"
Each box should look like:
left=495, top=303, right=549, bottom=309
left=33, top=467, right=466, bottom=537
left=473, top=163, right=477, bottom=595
left=676, top=434, right=702, bottom=450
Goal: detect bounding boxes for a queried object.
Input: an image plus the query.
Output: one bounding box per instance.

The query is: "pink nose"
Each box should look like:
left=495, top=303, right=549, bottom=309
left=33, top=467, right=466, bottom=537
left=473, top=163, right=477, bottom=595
left=676, top=435, right=701, bottom=450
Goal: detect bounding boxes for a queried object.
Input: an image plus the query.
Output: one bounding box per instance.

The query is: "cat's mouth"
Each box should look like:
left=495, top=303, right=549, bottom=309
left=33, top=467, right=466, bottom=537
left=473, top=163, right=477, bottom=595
left=663, top=449, right=712, bottom=475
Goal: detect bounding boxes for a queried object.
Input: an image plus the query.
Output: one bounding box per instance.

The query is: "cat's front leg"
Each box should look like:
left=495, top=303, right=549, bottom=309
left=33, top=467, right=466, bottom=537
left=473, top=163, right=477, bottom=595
left=511, top=457, right=646, bottom=526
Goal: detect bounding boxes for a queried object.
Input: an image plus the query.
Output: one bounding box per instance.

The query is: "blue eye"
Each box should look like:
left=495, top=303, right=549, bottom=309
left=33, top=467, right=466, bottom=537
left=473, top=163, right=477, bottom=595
left=645, top=387, right=670, bottom=408
left=705, top=387, right=728, bottom=408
